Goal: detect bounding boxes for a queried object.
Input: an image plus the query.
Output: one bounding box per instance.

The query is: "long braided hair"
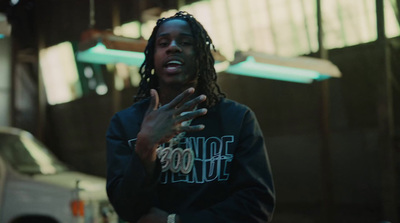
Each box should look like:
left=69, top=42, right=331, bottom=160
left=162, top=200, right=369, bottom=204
left=134, top=11, right=225, bottom=108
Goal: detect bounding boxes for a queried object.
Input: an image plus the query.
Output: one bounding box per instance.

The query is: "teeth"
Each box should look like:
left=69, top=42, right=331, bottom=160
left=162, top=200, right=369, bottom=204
left=167, top=60, right=182, bottom=65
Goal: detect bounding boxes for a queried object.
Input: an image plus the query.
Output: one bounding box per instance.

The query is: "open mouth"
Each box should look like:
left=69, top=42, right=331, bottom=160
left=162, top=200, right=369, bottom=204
left=165, top=60, right=183, bottom=73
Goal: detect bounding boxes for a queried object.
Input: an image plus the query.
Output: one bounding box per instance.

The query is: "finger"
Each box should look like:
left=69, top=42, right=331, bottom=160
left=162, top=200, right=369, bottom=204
left=145, top=89, right=159, bottom=115
left=164, top=87, right=195, bottom=109
left=176, top=108, right=208, bottom=123
left=175, top=94, right=207, bottom=114
left=180, top=124, right=206, bottom=132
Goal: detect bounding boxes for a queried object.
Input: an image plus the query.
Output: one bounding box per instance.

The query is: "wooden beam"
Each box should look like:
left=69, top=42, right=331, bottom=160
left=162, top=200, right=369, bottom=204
left=316, top=0, right=334, bottom=222
left=376, top=0, right=398, bottom=221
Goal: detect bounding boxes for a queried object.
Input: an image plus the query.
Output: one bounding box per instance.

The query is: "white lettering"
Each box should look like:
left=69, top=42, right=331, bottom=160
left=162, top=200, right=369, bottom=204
left=160, top=135, right=235, bottom=184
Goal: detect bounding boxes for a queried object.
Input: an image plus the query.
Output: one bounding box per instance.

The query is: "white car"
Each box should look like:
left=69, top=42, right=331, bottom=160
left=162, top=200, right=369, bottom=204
left=0, top=127, right=119, bottom=223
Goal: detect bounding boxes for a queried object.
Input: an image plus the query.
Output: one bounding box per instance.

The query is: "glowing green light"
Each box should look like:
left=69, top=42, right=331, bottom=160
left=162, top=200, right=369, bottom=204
left=226, top=56, right=330, bottom=84
left=76, top=42, right=145, bottom=66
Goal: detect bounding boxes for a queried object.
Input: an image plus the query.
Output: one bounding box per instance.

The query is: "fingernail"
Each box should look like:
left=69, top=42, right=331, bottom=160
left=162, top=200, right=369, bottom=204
left=188, top=87, right=195, bottom=93
left=200, top=95, right=206, bottom=100
left=201, top=108, right=208, bottom=113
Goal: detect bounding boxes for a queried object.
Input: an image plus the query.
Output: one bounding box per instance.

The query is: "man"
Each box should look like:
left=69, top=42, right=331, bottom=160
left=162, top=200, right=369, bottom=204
left=106, top=11, right=275, bottom=223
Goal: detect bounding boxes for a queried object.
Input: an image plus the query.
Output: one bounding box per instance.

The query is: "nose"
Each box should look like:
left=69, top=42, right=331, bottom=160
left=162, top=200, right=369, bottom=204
left=166, top=40, right=182, bottom=54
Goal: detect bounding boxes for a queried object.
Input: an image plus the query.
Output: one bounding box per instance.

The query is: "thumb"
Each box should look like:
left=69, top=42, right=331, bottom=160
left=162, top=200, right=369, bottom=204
left=146, top=89, right=159, bottom=115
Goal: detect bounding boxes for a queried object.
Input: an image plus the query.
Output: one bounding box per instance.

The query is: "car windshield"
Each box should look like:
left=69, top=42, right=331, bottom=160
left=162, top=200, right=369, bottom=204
left=0, top=131, right=69, bottom=175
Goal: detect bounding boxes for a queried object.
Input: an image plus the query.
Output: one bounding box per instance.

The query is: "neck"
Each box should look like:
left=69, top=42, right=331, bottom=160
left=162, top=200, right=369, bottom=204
left=158, top=83, right=198, bottom=105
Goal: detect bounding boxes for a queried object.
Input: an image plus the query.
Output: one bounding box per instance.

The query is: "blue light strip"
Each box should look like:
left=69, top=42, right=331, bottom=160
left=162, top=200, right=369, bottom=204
left=76, top=42, right=145, bottom=67
left=76, top=42, right=229, bottom=74
left=226, top=56, right=329, bottom=84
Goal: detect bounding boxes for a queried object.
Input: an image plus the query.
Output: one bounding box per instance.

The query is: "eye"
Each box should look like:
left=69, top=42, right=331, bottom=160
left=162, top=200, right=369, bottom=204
left=181, top=41, right=192, bottom=46
left=157, top=39, right=169, bottom=47
left=159, top=42, right=169, bottom=47
left=180, top=38, right=193, bottom=46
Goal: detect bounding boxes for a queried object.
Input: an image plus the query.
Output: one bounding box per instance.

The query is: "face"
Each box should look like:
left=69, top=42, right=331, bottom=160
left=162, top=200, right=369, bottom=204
left=154, top=19, right=197, bottom=88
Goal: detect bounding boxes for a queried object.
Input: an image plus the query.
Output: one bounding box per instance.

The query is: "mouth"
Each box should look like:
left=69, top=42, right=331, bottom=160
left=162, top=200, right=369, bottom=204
left=164, top=60, right=183, bottom=73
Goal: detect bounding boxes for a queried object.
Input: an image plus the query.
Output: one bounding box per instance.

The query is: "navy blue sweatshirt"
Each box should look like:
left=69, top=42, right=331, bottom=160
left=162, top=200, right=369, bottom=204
left=106, top=98, right=275, bottom=222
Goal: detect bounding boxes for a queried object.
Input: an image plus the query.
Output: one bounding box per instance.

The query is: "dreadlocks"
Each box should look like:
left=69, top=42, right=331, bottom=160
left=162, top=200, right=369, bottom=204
left=134, top=11, right=225, bottom=108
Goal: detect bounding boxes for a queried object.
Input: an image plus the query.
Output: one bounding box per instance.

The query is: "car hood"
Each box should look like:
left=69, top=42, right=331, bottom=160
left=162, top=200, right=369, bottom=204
left=32, top=171, right=107, bottom=200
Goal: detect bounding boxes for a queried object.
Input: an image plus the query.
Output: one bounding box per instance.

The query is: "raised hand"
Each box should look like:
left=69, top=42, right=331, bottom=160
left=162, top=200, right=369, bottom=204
left=135, top=87, right=207, bottom=173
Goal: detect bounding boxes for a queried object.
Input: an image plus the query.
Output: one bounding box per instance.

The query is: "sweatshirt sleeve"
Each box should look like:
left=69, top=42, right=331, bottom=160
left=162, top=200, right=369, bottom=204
left=106, top=112, right=161, bottom=222
left=179, top=109, right=275, bottom=223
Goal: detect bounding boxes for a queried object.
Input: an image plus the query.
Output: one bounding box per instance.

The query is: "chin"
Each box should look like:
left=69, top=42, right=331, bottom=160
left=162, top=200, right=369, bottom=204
left=161, top=74, right=197, bottom=86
